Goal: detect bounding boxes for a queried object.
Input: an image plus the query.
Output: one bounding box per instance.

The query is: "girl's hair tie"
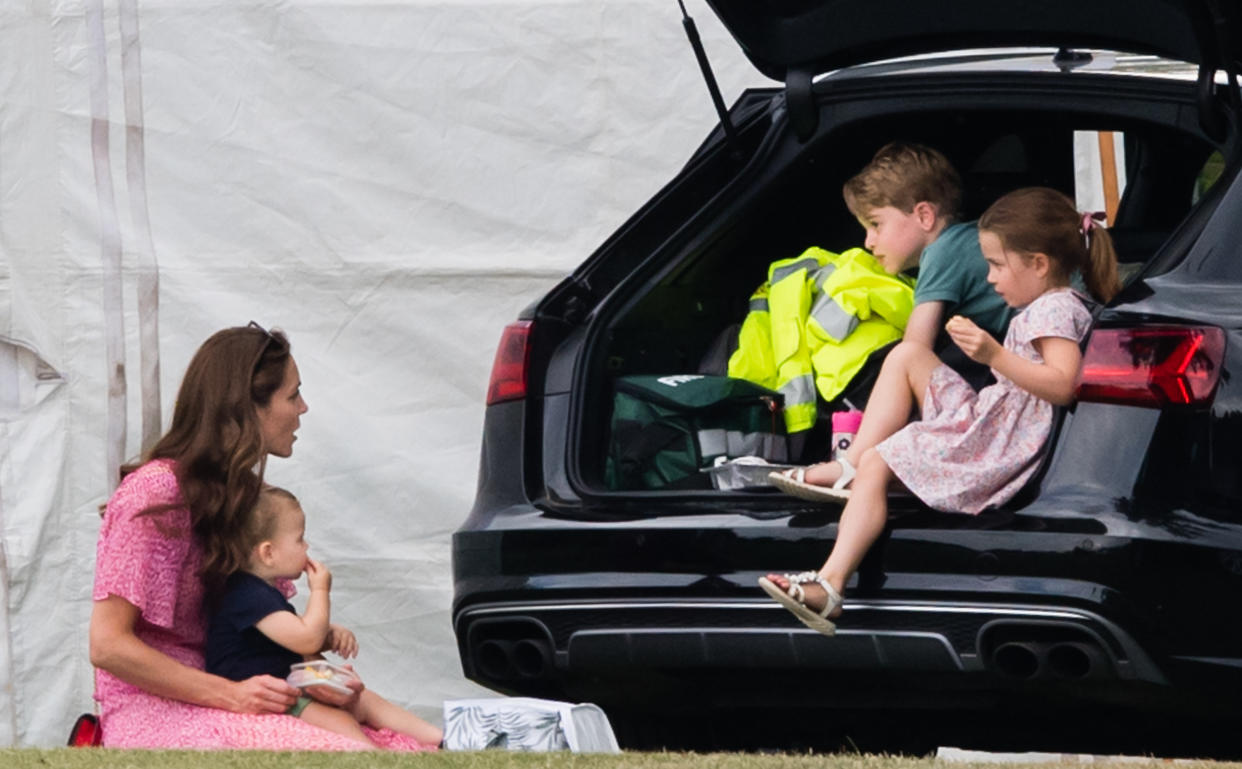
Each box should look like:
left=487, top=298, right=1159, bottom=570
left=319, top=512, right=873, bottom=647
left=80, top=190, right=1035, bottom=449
left=1081, top=211, right=1106, bottom=247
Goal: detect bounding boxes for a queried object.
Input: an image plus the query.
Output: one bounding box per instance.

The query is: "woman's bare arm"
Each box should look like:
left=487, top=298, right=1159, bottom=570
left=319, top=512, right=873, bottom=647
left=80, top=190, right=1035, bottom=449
left=89, top=595, right=297, bottom=713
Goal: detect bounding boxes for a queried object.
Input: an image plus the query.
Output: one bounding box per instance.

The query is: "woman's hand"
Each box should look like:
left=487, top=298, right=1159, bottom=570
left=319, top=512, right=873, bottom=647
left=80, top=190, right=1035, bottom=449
left=227, top=675, right=300, bottom=714
left=324, top=623, right=358, bottom=659
left=92, top=594, right=286, bottom=713
left=946, top=315, right=1000, bottom=364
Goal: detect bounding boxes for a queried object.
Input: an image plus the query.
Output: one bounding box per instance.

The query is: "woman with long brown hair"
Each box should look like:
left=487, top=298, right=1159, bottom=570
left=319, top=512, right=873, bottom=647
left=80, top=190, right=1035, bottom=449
left=89, top=323, right=433, bottom=750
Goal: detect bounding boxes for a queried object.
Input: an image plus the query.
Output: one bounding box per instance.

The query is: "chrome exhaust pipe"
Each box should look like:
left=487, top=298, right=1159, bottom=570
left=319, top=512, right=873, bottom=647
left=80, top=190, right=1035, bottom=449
left=512, top=638, right=553, bottom=679
left=991, top=641, right=1046, bottom=680
left=475, top=639, right=516, bottom=681
left=1047, top=641, right=1108, bottom=680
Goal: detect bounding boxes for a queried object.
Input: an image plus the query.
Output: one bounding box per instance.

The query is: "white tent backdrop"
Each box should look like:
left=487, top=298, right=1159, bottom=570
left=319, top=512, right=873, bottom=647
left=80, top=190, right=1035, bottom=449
left=0, top=0, right=765, bottom=746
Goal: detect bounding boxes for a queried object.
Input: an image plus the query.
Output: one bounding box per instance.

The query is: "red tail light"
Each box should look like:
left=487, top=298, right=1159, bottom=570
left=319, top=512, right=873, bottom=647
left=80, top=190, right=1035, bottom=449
left=1076, top=325, right=1226, bottom=407
left=486, top=321, right=532, bottom=405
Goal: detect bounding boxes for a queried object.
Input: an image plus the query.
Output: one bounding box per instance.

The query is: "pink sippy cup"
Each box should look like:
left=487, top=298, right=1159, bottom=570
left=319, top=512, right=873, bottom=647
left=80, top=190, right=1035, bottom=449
left=830, top=410, right=863, bottom=462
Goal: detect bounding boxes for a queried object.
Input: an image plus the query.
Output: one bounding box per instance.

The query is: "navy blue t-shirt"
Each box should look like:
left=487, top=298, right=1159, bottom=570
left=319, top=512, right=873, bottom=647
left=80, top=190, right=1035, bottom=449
left=205, top=572, right=303, bottom=681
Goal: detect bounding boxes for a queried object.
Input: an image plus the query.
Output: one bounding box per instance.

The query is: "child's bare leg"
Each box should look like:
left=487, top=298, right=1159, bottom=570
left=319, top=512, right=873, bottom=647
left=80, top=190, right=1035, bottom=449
left=351, top=689, right=444, bottom=746
left=298, top=701, right=375, bottom=747
left=766, top=448, right=894, bottom=612
left=803, top=342, right=940, bottom=487
left=819, top=448, right=894, bottom=594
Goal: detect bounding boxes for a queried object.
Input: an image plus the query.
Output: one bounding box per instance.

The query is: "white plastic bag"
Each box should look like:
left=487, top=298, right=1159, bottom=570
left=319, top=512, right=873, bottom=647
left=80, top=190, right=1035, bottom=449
left=442, top=696, right=620, bottom=753
left=701, top=455, right=797, bottom=490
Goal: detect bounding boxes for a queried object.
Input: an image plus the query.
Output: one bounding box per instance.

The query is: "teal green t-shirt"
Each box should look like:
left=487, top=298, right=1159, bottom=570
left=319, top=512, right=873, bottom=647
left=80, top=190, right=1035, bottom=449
left=911, top=221, right=1012, bottom=338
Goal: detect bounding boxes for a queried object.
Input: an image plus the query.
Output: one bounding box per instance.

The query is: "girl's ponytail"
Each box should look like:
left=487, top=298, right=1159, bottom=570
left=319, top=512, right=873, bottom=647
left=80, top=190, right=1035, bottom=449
left=1081, top=225, right=1121, bottom=304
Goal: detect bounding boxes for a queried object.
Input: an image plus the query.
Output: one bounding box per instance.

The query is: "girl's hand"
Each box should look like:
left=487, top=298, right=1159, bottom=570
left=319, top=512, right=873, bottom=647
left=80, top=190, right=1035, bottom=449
left=304, top=558, right=332, bottom=593
left=325, top=623, right=359, bottom=659
left=946, top=315, right=1000, bottom=364
left=229, top=675, right=299, bottom=714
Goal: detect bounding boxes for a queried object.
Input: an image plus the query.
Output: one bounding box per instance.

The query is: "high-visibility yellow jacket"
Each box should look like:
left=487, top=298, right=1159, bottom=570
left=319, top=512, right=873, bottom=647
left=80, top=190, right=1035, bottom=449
left=727, top=246, right=915, bottom=432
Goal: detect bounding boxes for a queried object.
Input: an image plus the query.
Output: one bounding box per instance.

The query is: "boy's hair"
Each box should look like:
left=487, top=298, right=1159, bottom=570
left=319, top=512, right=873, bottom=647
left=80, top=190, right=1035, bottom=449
left=232, top=486, right=302, bottom=571
left=979, top=187, right=1121, bottom=303
left=843, top=141, right=962, bottom=221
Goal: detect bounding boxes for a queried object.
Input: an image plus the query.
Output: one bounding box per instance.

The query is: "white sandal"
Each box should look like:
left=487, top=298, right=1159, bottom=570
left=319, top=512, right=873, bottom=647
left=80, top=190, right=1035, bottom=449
left=758, top=571, right=843, bottom=636
left=767, top=457, right=855, bottom=503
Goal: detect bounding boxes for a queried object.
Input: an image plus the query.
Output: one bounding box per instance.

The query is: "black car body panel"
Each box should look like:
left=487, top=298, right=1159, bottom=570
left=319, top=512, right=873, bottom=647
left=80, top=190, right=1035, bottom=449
left=704, top=0, right=1238, bottom=80
left=454, top=5, right=1242, bottom=756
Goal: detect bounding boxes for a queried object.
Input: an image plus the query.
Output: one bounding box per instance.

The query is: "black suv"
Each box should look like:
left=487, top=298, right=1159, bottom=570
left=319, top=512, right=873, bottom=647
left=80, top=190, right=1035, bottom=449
left=453, top=0, right=1242, bottom=756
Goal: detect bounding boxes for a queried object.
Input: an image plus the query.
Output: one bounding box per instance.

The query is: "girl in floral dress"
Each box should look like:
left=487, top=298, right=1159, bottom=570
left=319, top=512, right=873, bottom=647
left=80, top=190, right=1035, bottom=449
left=90, top=323, right=437, bottom=750
left=761, top=187, right=1121, bottom=635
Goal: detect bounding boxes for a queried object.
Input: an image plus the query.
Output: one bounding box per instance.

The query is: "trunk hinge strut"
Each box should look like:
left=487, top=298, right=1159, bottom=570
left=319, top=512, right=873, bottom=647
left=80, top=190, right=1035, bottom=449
left=785, top=68, right=818, bottom=142
left=1197, top=0, right=1240, bottom=141
left=676, top=0, right=741, bottom=159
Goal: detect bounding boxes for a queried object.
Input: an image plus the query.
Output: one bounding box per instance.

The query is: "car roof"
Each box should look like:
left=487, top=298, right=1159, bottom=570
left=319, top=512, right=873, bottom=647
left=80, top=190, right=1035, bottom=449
left=703, top=0, right=1240, bottom=83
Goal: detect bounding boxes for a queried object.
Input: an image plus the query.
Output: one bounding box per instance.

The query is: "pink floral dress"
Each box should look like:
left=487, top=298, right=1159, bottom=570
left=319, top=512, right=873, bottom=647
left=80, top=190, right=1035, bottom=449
left=93, top=459, right=436, bottom=751
left=875, top=288, right=1092, bottom=514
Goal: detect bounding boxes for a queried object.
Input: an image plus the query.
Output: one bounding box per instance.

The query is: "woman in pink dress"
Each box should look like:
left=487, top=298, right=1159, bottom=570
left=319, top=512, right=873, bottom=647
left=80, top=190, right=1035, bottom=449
left=761, top=188, right=1122, bottom=636
left=89, top=322, right=435, bottom=750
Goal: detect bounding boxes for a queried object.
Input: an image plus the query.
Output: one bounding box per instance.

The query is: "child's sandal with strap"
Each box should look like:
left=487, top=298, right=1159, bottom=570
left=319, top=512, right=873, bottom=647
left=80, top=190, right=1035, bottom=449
left=768, top=460, right=853, bottom=504
left=832, top=456, right=856, bottom=491
left=758, top=571, right=843, bottom=637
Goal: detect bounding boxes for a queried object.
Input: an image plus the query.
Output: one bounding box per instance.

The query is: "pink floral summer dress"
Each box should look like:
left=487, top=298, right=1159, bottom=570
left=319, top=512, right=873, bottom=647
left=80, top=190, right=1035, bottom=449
left=93, top=459, right=436, bottom=750
left=875, top=288, right=1092, bottom=514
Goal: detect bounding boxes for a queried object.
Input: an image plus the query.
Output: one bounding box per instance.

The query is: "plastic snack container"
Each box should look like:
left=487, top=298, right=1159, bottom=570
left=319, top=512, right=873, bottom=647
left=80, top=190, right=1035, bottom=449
left=287, top=660, right=359, bottom=694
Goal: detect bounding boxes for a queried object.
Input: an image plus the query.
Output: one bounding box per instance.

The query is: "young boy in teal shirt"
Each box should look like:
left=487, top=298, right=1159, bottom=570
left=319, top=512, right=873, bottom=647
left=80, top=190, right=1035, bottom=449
left=842, top=141, right=1011, bottom=351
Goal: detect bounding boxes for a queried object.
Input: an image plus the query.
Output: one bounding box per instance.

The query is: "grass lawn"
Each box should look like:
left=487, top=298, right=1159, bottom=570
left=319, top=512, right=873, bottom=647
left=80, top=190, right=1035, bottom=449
left=0, top=751, right=1234, bottom=769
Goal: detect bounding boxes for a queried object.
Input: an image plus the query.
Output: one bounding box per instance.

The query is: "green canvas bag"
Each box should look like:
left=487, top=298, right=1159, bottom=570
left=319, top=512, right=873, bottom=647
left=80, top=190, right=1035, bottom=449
left=605, top=375, right=787, bottom=490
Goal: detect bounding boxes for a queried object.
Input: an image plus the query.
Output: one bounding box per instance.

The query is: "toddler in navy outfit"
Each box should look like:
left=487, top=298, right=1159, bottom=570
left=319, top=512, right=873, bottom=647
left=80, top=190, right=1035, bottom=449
left=206, top=486, right=442, bottom=748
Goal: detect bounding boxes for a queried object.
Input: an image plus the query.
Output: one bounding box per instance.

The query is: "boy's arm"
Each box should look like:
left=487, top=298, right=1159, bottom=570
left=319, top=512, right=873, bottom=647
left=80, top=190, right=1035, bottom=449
left=254, top=559, right=332, bottom=656
left=253, top=591, right=330, bottom=656
left=902, top=301, right=944, bottom=349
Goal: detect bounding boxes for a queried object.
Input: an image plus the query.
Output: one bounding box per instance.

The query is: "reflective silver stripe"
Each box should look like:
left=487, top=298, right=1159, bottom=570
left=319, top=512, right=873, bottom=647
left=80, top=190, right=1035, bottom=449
left=699, top=430, right=787, bottom=461
left=810, top=294, right=859, bottom=342
left=761, top=433, right=789, bottom=461
left=727, top=430, right=756, bottom=456
left=770, top=257, right=821, bottom=285
left=749, top=297, right=769, bottom=313
left=698, top=429, right=728, bottom=458
left=728, top=431, right=788, bottom=462
left=812, top=263, right=837, bottom=291
left=780, top=374, right=816, bottom=407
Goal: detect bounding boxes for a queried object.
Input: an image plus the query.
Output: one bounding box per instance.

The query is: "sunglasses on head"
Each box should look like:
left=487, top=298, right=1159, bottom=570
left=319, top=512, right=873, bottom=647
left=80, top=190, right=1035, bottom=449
left=248, top=320, right=276, bottom=341
left=248, top=321, right=280, bottom=375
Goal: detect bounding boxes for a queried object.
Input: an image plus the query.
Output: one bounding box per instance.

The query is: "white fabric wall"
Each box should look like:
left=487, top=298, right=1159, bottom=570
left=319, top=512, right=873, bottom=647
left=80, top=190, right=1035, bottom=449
left=0, top=0, right=764, bottom=746
left=1074, top=130, right=1128, bottom=221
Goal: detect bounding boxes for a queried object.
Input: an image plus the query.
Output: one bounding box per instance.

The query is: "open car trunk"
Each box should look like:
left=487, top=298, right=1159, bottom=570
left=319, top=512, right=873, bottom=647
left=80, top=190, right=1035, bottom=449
left=555, top=67, right=1228, bottom=507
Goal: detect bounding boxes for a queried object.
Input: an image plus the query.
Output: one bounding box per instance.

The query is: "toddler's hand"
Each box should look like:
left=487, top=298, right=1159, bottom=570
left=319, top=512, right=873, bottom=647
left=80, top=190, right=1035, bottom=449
left=946, top=315, right=1000, bottom=364
left=326, top=623, right=359, bottom=659
left=304, top=558, right=332, bottom=593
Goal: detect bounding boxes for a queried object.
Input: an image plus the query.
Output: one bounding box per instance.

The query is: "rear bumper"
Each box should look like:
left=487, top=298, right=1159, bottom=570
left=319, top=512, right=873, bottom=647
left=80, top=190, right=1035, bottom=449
left=452, top=502, right=1242, bottom=728
left=453, top=594, right=1165, bottom=700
